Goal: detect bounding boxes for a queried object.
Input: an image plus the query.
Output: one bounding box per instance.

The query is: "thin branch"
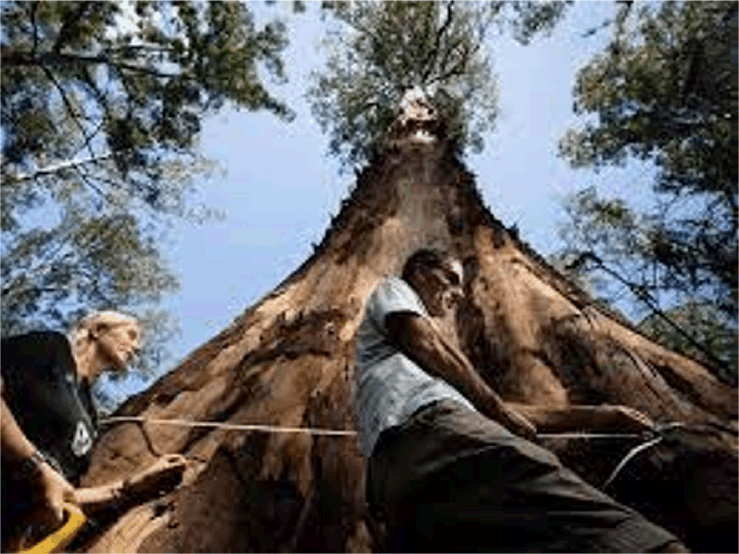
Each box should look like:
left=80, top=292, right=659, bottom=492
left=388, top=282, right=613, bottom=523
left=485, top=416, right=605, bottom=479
left=30, top=2, right=39, bottom=56
left=580, top=253, right=730, bottom=370
left=2, top=233, right=79, bottom=298
left=71, top=166, right=110, bottom=204
left=3, top=52, right=181, bottom=81
left=13, top=210, right=129, bottom=285
left=437, top=35, right=466, bottom=80
left=76, top=65, right=118, bottom=156
left=99, top=45, right=176, bottom=56
left=422, top=1, right=455, bottom=83
left=2, top=236, right=67, bottom=277
left=69, top=119, right=107, bottom=160
left=40, top=65, right=98, bottom=160
left=6, top=153, right=117, bottom=182
left=428, top=43, right=471, bottom=85
left=1, top=284, right=70, bottom=298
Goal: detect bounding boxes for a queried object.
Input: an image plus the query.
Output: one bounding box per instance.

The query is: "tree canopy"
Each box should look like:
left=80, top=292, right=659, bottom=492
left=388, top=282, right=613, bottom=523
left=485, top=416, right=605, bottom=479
left=1, top=1, right=293, bottom=367
left=308, top=0, right=570, bottom=171
left=557, top=1, right=737, bottom=376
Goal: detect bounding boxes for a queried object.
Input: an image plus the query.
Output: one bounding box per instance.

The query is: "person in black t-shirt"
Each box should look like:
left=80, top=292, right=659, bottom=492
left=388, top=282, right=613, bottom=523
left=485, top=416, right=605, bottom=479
left=1, top=311, right=184, bottom=550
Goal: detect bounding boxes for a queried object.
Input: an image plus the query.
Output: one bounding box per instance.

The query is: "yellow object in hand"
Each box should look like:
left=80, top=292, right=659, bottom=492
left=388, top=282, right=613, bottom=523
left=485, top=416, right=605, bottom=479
left=20, top=502, right=86, bottom=554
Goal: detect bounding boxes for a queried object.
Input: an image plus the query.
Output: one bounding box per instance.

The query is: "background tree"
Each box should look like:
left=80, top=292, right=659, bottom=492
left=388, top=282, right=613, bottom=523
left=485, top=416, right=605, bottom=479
left=638, top=302, right=738, bottom=386
left=1, top=1, right=293, bottom=367
left=556, top=2, right=737, bottom=376
left=308, top=0, right=570, bottom=171
left=558, top=186, right=738, bottom=382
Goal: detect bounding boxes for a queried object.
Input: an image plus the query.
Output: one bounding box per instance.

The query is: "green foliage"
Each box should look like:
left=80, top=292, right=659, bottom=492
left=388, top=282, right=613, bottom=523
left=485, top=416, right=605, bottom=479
left=558, top=185, right=737, bottom=378
left=2, top=2, right=293, bottom=175
left=548, top=250, right=616, bottom=310
left=506, top=0, right=571, bottom=45
left=559, top=184, right=735, bottom=314
left=1, top=1, right=292, bottom=365
left=557, top=186, right=738, bottom=381
left=558, top=2, right=737, bottom=325
left=308, top=1, right=570, bottom=171
left=638, top=302, right=737, bottom=386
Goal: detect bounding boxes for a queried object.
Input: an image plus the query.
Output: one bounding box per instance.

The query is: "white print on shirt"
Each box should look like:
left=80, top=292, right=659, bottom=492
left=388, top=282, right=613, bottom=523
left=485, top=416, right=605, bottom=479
left=71, top=421, right=93, bottom=457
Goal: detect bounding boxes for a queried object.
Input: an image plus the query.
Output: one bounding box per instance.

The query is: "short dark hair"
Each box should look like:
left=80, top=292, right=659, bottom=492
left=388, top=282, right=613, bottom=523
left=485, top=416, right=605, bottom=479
left=401, top=248, right=453, bottom=282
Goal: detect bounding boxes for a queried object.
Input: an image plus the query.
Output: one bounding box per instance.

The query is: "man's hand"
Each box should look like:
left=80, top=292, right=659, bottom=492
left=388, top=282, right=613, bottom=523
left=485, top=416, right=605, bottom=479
left=504, top=403, right=655, bottom=435
left=486, top=400, right=538, bottom=440
left=606, top=405, right=655, bottom=433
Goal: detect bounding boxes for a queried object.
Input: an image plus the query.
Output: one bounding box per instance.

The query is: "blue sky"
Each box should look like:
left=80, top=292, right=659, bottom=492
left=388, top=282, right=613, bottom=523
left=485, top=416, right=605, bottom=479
left=106, top=2, right=659, bottom=402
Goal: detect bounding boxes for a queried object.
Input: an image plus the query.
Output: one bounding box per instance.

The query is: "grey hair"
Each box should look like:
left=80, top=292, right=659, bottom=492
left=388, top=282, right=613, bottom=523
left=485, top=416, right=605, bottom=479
left=69, top=310, right=140, bottom=352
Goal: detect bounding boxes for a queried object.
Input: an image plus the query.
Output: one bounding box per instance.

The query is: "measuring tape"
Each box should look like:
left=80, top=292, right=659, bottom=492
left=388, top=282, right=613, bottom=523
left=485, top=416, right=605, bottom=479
left=100, top=416, right=358, bottom=436
left=100, top=416, right=692, bottom=489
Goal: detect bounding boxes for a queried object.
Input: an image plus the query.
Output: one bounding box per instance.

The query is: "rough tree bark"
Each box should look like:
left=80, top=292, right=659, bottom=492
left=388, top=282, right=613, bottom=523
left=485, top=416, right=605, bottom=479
left=75, top=97, right=737, bottom=553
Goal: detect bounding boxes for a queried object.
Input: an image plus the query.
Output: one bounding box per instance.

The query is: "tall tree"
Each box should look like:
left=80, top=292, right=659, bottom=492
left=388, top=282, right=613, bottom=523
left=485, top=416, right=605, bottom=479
left=74, top=97, right=736, bottom=554
left=0, top=1, right=293, bottom=361
left=308, top=0, right=570, bottom=171
left=557, top=2, right=738, bottom=335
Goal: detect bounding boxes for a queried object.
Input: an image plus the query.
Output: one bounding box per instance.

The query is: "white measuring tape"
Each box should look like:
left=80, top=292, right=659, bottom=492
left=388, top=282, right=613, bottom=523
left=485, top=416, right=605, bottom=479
left=101, top=416, right=654, bottom=440
left=99, top=417, right=687, bottom=489
left=100, top=416, right=358, bottom=436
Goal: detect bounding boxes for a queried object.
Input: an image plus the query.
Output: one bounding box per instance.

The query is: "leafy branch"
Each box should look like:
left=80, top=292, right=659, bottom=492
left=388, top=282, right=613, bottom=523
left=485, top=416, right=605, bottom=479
left=567, top=252, right=730, bottom=371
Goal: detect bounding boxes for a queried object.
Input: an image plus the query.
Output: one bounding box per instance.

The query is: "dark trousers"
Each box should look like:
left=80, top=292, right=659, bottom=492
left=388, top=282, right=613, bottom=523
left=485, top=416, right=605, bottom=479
left=367, top=399, right=679, bottom=552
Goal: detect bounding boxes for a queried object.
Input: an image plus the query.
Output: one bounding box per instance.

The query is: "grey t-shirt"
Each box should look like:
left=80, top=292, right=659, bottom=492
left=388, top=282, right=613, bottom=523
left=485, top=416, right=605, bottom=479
left=354, top=276, right=476, bottom=456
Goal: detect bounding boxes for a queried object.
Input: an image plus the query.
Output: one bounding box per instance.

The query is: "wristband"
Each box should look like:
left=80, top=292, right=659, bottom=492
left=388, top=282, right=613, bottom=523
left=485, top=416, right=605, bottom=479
left=19, top=450, right=48, bottom=477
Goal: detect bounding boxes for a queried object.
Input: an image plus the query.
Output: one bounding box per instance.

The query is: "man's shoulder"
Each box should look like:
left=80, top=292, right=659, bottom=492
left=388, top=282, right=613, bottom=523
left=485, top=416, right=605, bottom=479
left=366, top=275, right=426, bottom=324
left=372, top=275, right=416, bottom=298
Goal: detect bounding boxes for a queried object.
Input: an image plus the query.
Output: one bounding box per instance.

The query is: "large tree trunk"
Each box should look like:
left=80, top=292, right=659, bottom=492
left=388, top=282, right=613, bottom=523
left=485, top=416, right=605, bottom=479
left=76, top=99, right=737, bottom=553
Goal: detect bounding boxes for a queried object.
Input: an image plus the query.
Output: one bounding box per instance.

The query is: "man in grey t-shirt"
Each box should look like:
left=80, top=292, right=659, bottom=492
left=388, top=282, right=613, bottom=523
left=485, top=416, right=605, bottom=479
left=355, top=248, right=687, bottom=553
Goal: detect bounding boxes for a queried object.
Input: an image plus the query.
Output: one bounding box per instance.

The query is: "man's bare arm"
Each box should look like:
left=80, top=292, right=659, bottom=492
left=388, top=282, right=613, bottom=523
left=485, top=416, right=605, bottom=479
left=385, top=311, right=536, bottom=438
left=383, top=312, right=652, bottom=437
left=506, top=402, right=654, bottom=434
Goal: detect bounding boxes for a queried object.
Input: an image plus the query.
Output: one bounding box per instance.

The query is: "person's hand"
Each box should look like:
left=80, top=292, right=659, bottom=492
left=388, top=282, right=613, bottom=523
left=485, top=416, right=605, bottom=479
left=491, top=402, right=538, bottom=440
left=30, top=462, right=77, bottom=528
left=608, top=405, right=655, bottom=433
left=122, top=454, right=186, bottom=500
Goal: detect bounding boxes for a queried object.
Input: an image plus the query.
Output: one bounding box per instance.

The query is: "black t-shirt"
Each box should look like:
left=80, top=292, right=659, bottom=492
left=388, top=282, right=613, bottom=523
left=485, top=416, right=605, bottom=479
left=1, top=331, right=98, bottom=484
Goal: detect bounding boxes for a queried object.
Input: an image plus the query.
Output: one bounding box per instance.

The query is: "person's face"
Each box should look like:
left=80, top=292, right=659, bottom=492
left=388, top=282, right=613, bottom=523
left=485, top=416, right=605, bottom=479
left=94, top=322, right=141, bottom=372
left=416, top=258, right=464, bottom=317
